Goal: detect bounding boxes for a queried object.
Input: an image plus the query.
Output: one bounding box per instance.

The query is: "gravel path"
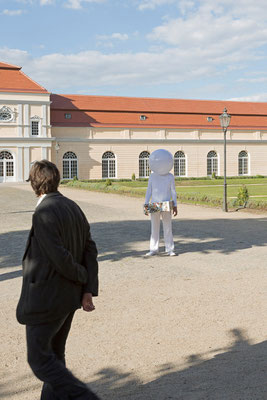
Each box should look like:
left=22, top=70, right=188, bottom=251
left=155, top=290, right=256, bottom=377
left=0, top=183, right=266, bottom=400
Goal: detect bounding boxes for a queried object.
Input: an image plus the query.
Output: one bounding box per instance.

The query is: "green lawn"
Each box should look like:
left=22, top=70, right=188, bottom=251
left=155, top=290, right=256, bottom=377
left=120, top=177, right=267, bottom=187
left=111, top=178, right=267, bottom=202
left=177, top=184, right=267, bottom=201
left=62, top=177, right=267, bottom=209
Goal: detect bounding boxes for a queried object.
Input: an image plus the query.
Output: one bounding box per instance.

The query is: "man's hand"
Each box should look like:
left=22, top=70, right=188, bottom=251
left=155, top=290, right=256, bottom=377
left=144, top=204, right=149, bottom=216
left=82, top=292, right=95, bottom=312
left=173, top=206, right=178, bottom=217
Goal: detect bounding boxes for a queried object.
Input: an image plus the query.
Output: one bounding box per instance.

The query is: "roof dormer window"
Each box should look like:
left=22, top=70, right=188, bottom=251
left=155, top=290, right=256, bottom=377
left=0, top=106, right=13, bottom=122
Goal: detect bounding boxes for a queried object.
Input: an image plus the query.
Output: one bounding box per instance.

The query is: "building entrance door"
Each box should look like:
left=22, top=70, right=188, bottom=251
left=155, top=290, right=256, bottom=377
left=0, top=151, right=15, bottom=183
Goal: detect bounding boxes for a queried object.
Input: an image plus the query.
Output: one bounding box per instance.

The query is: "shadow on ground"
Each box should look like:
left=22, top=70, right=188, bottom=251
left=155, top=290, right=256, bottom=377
left=1, top=216, right=267, bottom=273
left=1, top=329, right=266, bottom=399
left=0, top=230, right=29, bottom=270
left=87, top=329, right=267, bottom=400
left=91, top=217, right=267, bottom=261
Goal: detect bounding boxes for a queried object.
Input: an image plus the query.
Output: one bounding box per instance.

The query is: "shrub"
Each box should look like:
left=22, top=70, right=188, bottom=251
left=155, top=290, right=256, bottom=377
left=236, top=185, right=249, bottom=206
left=131, top=173, right=136, bottom=181
left=211, top=172, right=217, bottom=179
left=105, top=178, right=112, bottom=186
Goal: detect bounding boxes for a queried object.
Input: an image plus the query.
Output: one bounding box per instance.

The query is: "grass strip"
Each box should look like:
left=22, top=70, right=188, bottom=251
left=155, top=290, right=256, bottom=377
left=61, top=180, right=267, bottom=211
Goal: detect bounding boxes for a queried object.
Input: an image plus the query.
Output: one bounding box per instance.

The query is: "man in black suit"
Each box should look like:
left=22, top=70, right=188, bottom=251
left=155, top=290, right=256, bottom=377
left=16, top=160, right=100, bottom=399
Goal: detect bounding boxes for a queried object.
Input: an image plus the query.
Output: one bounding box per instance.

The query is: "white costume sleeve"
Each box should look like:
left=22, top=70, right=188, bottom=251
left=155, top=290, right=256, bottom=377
left=145, top=176, right=152, bottom=204
left=170, top=175, right=177, bottom=206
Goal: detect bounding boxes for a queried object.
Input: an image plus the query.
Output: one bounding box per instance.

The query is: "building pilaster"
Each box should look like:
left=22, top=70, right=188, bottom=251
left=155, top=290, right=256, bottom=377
left=24, top=147, right=30, bottom=180
left=42, top=147, right=48, bottom=160
left=17, top=147, right=23, bottom=181
left=18, top=104, right=23, bottom=137
left=42, top=104, right=47, bottom=137
left=24, top=104, right=30, bottom=137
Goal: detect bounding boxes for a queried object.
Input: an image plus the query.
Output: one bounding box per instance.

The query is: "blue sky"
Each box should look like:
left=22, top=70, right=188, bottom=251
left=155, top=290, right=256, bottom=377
left=1, top=0, right=267, bottom=101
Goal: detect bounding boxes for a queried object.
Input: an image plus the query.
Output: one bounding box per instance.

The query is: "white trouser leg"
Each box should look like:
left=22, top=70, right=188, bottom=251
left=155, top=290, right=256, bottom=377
left=162, top=211, right=174, bottom=253
left=150, top=212, right=161, bottom=252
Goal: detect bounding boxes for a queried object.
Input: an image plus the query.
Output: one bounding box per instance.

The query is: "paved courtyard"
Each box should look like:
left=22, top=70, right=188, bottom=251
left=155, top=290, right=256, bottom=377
left=0, top=184, right=266, bottom=400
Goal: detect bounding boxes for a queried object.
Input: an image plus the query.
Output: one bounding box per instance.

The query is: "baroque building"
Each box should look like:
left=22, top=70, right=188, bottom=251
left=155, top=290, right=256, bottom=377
left=1, top=61, right=267, bottom=183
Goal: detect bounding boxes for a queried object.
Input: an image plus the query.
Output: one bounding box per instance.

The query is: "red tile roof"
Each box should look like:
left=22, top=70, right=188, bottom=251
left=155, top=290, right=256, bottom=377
left=0, top=62, right=21, bottom=70
left=51, top=94, right=267, bottom=130
left=1, top=61, right=267, bottom=130
left=0, top=61, right=49, bottom=94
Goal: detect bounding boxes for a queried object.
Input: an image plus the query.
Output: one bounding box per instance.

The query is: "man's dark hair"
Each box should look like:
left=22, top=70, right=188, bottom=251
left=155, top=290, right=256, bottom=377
left=27, top=160, right=60, bottom=196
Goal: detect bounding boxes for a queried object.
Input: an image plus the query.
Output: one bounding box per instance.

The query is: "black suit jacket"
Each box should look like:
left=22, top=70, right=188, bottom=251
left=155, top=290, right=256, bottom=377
left=16, top=191, right=98, bottom=325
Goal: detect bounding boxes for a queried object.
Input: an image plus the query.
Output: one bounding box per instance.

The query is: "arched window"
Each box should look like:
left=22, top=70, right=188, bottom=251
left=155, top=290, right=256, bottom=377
left=63, top=151, right=78, bottom=179
left=174, top=151, right=186, bottom=177
left=0, top=106, right=13, bottom=122
left=139, top=151, right=150, bottom=178
left=238, top=151, right=248, bottom=175
left=0, top=151, right=14, bottom=182
left=102, top=151, right=116, bottom=179
left=207, top=151, right=218, bottom=176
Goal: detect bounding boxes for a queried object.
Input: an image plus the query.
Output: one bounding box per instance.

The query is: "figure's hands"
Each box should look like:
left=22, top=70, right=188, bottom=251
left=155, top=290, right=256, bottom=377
left=173, top=206, right=177, bottom=217
left=82, top=292, right=95, bottom=312
left=144, top=204, right=149, bottom=216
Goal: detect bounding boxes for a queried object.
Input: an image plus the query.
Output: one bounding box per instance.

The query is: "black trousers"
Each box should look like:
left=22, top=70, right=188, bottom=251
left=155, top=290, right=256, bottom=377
left=26, top=311, right=100, bottom=400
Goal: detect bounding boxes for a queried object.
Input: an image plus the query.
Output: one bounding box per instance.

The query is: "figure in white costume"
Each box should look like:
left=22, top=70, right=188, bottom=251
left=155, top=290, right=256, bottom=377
left=144, top=149, right=177, bottom=256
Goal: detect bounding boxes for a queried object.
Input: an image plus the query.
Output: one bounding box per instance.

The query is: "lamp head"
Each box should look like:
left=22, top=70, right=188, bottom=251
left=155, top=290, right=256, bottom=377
left=219, top=107, right=231, bottom=129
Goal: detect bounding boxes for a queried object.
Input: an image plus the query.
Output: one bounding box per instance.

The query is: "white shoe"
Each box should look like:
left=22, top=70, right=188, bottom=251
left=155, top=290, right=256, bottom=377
left=168, top=251, right=176, bottom=256
left=145, top=251, right=158, bottom=257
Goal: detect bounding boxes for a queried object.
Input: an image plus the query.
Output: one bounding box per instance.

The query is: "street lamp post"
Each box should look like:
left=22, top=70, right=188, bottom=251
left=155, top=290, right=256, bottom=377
left=219, top=108, right=231, bottom=212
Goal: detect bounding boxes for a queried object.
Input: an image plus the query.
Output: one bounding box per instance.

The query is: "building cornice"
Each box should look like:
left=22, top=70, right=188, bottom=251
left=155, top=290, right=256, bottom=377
left=0, top=137, right=54, bottom=143
left=2, top=136, right=267, bottom=144
left=0, top=99, right=51, bottom=105
left=53, top=137, right=267, bottom=144
left=52, top=125, right=267, bottom=133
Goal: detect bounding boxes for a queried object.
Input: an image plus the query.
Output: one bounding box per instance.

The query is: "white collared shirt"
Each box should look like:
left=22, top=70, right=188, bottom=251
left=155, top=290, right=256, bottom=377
left=36, top=194, right=47, bottom=208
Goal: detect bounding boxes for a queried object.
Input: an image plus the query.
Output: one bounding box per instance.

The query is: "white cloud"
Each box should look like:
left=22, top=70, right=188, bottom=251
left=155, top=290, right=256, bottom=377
left=2, top=0, right=267, bottom=98
left=13, top=0, right=54, bottom=5
left=238, top=76, right=267, bottom=84
left=177, top=0, right=195, bottom=15
left=0, top=46, right=224, bottom=91
left=111, top=33, right=129, bottom=41
left=40, top=0, right=54, bottom=5
left=0, top=48, right=30, bottom=67
left=96, top=33, right=129, bottom=41
left=14, top=0, right=33, bottom=4
left=228, top=94, right=267, bottom=102
left=148, top=1, right=267, bottom=51
left=64, top=0, right=106, bottom=9
left=137, top=0, right=176, bottom=11
left=15, top=0, right=102, bottom=6
left=1, top=44, right=266, bottom=101
left=146, top=0, right=267, bottom=80
left=1, top=9, right=24, bottom=16
left=64, top=0, right=82, bottom=8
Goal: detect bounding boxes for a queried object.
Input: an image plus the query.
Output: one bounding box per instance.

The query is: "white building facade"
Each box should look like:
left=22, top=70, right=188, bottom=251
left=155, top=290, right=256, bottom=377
left=1, top=61, right=267, bottom=182
left=0, top=62, right=52, bottom=183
